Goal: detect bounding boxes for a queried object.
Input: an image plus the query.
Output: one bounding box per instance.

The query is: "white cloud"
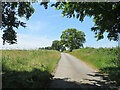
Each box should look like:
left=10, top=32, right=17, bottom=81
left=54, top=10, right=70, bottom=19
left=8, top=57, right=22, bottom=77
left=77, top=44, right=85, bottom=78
left=1, top=33, right=53, bottom=50
left=84, top=42, right=118, bottom=48
left=0, top=17, right=51, bottom=50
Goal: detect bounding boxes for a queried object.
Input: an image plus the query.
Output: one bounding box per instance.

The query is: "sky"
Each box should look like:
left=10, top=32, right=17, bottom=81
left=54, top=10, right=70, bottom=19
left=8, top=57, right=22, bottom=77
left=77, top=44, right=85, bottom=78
left=0, top=2, right=118, bottom=50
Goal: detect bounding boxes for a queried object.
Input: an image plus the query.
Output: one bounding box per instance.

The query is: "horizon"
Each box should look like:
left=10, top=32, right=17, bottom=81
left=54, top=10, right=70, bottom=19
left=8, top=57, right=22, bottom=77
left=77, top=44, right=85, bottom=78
left=0, top=46, right=119, bottom=50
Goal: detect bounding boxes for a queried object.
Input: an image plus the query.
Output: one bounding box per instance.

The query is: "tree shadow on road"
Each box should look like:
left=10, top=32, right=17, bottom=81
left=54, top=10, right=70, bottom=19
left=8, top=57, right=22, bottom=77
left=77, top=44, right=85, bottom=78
left=49, top=78, right=118, bottom=89
left=2, top=68, right=119, bottom=89
left=49, top=71, right=119, bottom=89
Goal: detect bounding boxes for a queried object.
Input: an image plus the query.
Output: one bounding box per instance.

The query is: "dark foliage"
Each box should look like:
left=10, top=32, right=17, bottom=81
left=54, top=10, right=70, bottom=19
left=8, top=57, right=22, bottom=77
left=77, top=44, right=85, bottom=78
left=2, top=68, right=52, bottom=88
left=1, top=2, right=34, bottom=45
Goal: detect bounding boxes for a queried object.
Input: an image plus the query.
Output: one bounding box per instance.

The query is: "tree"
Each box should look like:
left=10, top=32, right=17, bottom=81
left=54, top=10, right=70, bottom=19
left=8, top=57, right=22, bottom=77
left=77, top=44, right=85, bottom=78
left=60, top=28, right=85, bottom=52
left=2, top=2, right=120, bottom=45
left=51, top=40, right=66, bottom=52
left=44, top=46, right=52, bottom=50
left=60, top=44, right=66, bottom=52
left=43, top=2, right=120, bottom=41
left=1, top=2, right=34, bottom=45
left=52, top=40, right=60, bottom=51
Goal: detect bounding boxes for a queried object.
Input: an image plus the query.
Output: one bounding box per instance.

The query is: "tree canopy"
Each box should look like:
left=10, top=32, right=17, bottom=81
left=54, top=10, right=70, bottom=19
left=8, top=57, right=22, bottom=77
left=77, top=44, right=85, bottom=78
left=1, top=2, right=34, bottom=45
left=52, top=40, right=61, bottom=51
left=52, top=40, right=66, bottom=52
left=60, top=28, right=86, bottom=52
left=1, top=2, right=120, bottom=45
left=44, top=2, right=120, bottom=41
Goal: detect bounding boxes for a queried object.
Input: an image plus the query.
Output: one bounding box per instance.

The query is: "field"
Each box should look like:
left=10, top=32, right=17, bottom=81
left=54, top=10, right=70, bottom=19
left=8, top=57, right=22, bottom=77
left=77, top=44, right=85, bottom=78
left=68, top=47, right=120, bottom=85
left=2, top=50, right=61, bottom=88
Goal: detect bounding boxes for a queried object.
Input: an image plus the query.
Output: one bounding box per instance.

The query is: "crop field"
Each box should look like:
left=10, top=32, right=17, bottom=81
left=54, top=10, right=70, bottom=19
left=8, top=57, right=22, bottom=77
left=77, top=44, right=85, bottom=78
left=2, top=50, right=61, bottom=88
left=69, top=47, right=120, bottom=85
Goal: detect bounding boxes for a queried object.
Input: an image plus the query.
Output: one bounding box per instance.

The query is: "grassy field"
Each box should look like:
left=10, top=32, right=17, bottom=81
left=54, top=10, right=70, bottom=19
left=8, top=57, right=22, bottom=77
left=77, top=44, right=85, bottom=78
left=2, top=50, right=61, bottom=88
left=68, top=47, right=120, bottom=85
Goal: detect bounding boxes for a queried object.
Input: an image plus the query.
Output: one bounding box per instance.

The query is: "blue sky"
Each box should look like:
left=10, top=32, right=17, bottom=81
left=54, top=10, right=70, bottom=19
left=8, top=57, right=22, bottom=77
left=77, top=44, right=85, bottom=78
left=0, top=2, right=118, bottom=49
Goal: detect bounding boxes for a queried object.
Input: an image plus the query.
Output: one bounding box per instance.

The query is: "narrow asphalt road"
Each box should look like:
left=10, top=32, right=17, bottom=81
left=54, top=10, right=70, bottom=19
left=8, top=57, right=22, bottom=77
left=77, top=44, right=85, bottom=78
left=49, top=53, right=117, bottom=88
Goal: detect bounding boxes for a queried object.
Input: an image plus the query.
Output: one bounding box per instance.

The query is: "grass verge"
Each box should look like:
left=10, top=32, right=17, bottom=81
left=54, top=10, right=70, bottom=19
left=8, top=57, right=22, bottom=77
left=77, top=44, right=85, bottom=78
left=2, top=50, right=61, bottom=88
left=69, top=47, right=120, bottom=86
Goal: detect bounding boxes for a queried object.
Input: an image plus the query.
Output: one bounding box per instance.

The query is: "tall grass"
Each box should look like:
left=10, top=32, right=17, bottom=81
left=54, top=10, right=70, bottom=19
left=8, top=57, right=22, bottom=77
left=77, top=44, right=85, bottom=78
left=2, top=50, right=61, bottom=88
left=69, top=47, right=120, bottom=85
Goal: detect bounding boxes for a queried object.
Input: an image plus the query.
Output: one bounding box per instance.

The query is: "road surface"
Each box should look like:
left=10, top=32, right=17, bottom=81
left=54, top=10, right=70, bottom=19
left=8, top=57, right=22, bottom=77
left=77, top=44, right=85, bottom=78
left=50, top=53, right=117, bottom=89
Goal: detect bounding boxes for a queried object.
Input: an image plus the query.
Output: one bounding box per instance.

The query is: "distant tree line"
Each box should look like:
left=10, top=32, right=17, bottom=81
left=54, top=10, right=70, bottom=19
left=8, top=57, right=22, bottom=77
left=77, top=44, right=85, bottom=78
left=39, top=28, right=86, bottom=52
